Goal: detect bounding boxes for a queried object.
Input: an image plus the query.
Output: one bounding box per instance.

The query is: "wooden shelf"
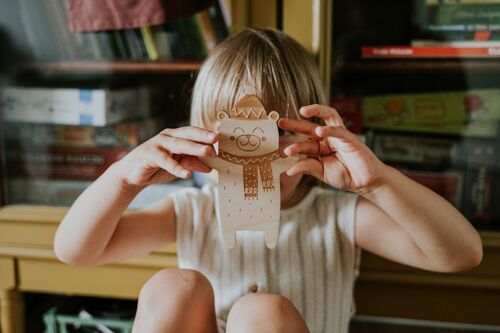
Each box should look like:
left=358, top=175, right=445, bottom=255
left=20, top=60, right=203, bottom=74
left=339, top=59, right=500, bottom=74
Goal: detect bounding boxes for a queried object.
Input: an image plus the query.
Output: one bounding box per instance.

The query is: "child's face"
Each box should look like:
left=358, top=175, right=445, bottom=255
left=278, top=132, right=306, bottom=205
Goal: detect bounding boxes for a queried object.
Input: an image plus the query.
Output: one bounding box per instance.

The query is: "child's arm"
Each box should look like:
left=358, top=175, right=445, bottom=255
left=54, top=126, right=217, bottom=266
left=280, top=105, right=483, bottom=273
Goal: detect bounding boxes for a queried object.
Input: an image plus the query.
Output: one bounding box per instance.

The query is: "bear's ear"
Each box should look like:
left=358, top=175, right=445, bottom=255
left=268, top=111, right=279, bottom=122
left=217, top=111, right=229, bottom=120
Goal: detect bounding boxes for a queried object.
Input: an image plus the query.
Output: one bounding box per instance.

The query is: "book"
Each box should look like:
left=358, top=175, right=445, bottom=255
left=1, top=87, right=148, bottom=126
left=417, top=3, right=500, bottom=26
left=3, top=116, right=166, bottom=148
left=18, top=0, right=59, bottom=60
left=7, top=179, right=92, bottom=206
left=362, top=45, right=500, bottom=58
left=372, top=133, right=458, bottom=169
left=419, top=23, right=500, bottom=31
left=399, top=169, right=463, bottom=207
left=362, top=89, right=500, bottom=137
left=6, top=178, right=194, bottom=208
left=330, top=98, right=363, bottom=133
left=427, top=0, right=500, bottom=5
left=169, top=16, right=208, bottom=59
left=196, top=11, right=218, bottom=51
left=0, top=1, right=33, bottom=61
left=411, top=40, right=500, bottom=46
left=458, top=139, right=500, bottom=226
left=140, top=26, right=159, bottom=60
left=9, top=0, right=228, bottom=61
left=208, top=0, right=230, bottom=43
left=151, top=26, right=173, bottom=60
left=6, top=146, right=130, bottom=181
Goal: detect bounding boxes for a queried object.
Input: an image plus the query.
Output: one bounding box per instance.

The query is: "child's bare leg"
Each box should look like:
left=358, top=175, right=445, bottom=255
left=132, top=268, right=218, bottom=333
left=226, top=293, right=310, bottom=333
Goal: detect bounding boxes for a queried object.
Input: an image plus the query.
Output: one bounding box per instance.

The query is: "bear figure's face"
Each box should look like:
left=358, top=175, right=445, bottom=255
left=218, top=111, right=279, bottom=157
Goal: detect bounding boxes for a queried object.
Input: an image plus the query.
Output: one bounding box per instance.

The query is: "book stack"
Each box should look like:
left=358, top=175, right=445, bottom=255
left=362, top=0, right=500, bottom=58
left=5, top=0, right=229, bottom=61
left=1, top=86, right=190, bottom=208
left=332, top=90, right=500, bottom=228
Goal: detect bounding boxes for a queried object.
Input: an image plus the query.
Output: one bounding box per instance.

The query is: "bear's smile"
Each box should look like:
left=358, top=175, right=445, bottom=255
left=236, top=134, right=261, bottom=152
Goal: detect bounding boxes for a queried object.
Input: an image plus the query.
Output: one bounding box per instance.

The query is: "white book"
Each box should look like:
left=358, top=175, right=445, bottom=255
left=8, top=179, right=194, bottom=207
left=411, top=40, right=500, bottom=47
left=1, top=87, right=147, bottom=126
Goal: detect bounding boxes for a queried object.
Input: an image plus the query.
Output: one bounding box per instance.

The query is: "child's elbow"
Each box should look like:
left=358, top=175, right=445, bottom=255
left=465, top=242, right=483, bottom=270
left=54, top=239, right=80, bottom=266
left=54, top=233, right=94, bottom=266
left=443, top=240, right=483, bottom=273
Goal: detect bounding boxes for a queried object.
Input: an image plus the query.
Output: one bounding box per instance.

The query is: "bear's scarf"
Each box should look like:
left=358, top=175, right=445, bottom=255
left=219, top=149, right=280, bottom=199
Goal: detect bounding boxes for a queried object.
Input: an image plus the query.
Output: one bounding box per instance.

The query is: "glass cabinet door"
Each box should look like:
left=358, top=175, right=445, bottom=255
left=331, top=0, right=500, bottom=231
left=0, top=0, right=230, bottom=208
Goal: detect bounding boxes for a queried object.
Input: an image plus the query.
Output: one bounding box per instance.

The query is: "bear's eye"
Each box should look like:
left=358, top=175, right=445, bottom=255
left=233, top=127, right=244, bottom=135
left=262, top=136, right=267, bottom=142
left=252, top=127, right=264, bottom=135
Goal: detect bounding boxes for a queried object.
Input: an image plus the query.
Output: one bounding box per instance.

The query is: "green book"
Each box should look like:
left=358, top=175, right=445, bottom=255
left=427, top=0, right=500, bottom=4
left=417, top=2, right=500, bottom=26
left=362, top=89, right=500, bottom=137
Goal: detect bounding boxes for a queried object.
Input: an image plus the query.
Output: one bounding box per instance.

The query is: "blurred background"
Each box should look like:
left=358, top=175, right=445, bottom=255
left=0, top=0, right=500, bottom=332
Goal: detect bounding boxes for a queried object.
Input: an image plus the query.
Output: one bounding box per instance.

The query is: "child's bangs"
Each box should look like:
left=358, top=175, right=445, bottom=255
left=190, top=29, right=326, bottom=130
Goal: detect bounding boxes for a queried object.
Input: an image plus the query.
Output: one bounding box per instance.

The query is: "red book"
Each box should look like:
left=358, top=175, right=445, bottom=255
left=330, top=98, right=363, bottom=133
left=7, top=146, right=129, bottom=180
left=362, top=46, right=500, bottom=58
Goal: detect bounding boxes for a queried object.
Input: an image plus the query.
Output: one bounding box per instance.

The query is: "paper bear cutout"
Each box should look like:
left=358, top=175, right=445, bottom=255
left=201, top=95, right=298, bottom=249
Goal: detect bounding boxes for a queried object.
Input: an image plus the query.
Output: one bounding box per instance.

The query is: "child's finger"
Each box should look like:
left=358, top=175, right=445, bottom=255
left=157, top=136, right=216, bottom=157
left=278, top=118, right=321, bottom=139
left=284, top=141, right=331, bottom=157
left=300, top=105, right=345, bottom=127
left=315, top=126, right=357, bottom=142
left=155, top=154, right=191, bottom=179
left=161, top=126, right=218, bottom=144
left=179, top=155, right=212, bottom=173
left=286, top=158, right=324, bottom=180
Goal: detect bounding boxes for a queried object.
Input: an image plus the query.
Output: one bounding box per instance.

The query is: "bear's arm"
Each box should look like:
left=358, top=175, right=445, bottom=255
left=199, top=156, right=232, bottom=171
left=273, top=155, right=299, bottom=174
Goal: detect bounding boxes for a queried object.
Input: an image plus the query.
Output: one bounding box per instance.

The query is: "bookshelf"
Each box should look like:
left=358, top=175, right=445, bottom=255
left=21, top=61, right=202, bottom=74
left=328, top=0, right=500, bottom=328
left=0, top=0, right=288, bottom=331
left=341, top=59, right=500, bottom=73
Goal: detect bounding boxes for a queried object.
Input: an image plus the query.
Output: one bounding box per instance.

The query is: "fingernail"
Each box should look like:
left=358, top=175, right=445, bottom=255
left=182, top=170, right=190, bottom=178
left=208, top=133, right=216, bottom=141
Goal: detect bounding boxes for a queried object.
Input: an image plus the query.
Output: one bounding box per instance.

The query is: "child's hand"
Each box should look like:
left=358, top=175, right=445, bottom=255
left=279, top=105, right=386, bottom=195
left=117, top=126, right=217, bottom=187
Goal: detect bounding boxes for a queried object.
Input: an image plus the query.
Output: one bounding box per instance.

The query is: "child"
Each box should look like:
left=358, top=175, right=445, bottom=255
left=54, top=29, right=483, bottom=333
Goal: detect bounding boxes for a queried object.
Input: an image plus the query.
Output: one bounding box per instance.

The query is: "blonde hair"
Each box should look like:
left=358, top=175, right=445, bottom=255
left=190, top=28, right=326, bottom=129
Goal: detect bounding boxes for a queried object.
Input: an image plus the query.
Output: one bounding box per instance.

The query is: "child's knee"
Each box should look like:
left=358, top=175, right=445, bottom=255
left=227, top=293, right=309, bottom=333
left=138, top=268, right=214, bottom=311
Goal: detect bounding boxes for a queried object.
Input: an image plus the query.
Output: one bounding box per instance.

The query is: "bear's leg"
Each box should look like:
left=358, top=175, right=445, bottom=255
left=222, top=229, right=236, bottom=249
left=263, top=221, right=280, bottom=249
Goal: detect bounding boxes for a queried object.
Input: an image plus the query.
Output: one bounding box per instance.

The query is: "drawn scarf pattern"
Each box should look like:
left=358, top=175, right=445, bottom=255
left=219, top=149, right=280, bottom=199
